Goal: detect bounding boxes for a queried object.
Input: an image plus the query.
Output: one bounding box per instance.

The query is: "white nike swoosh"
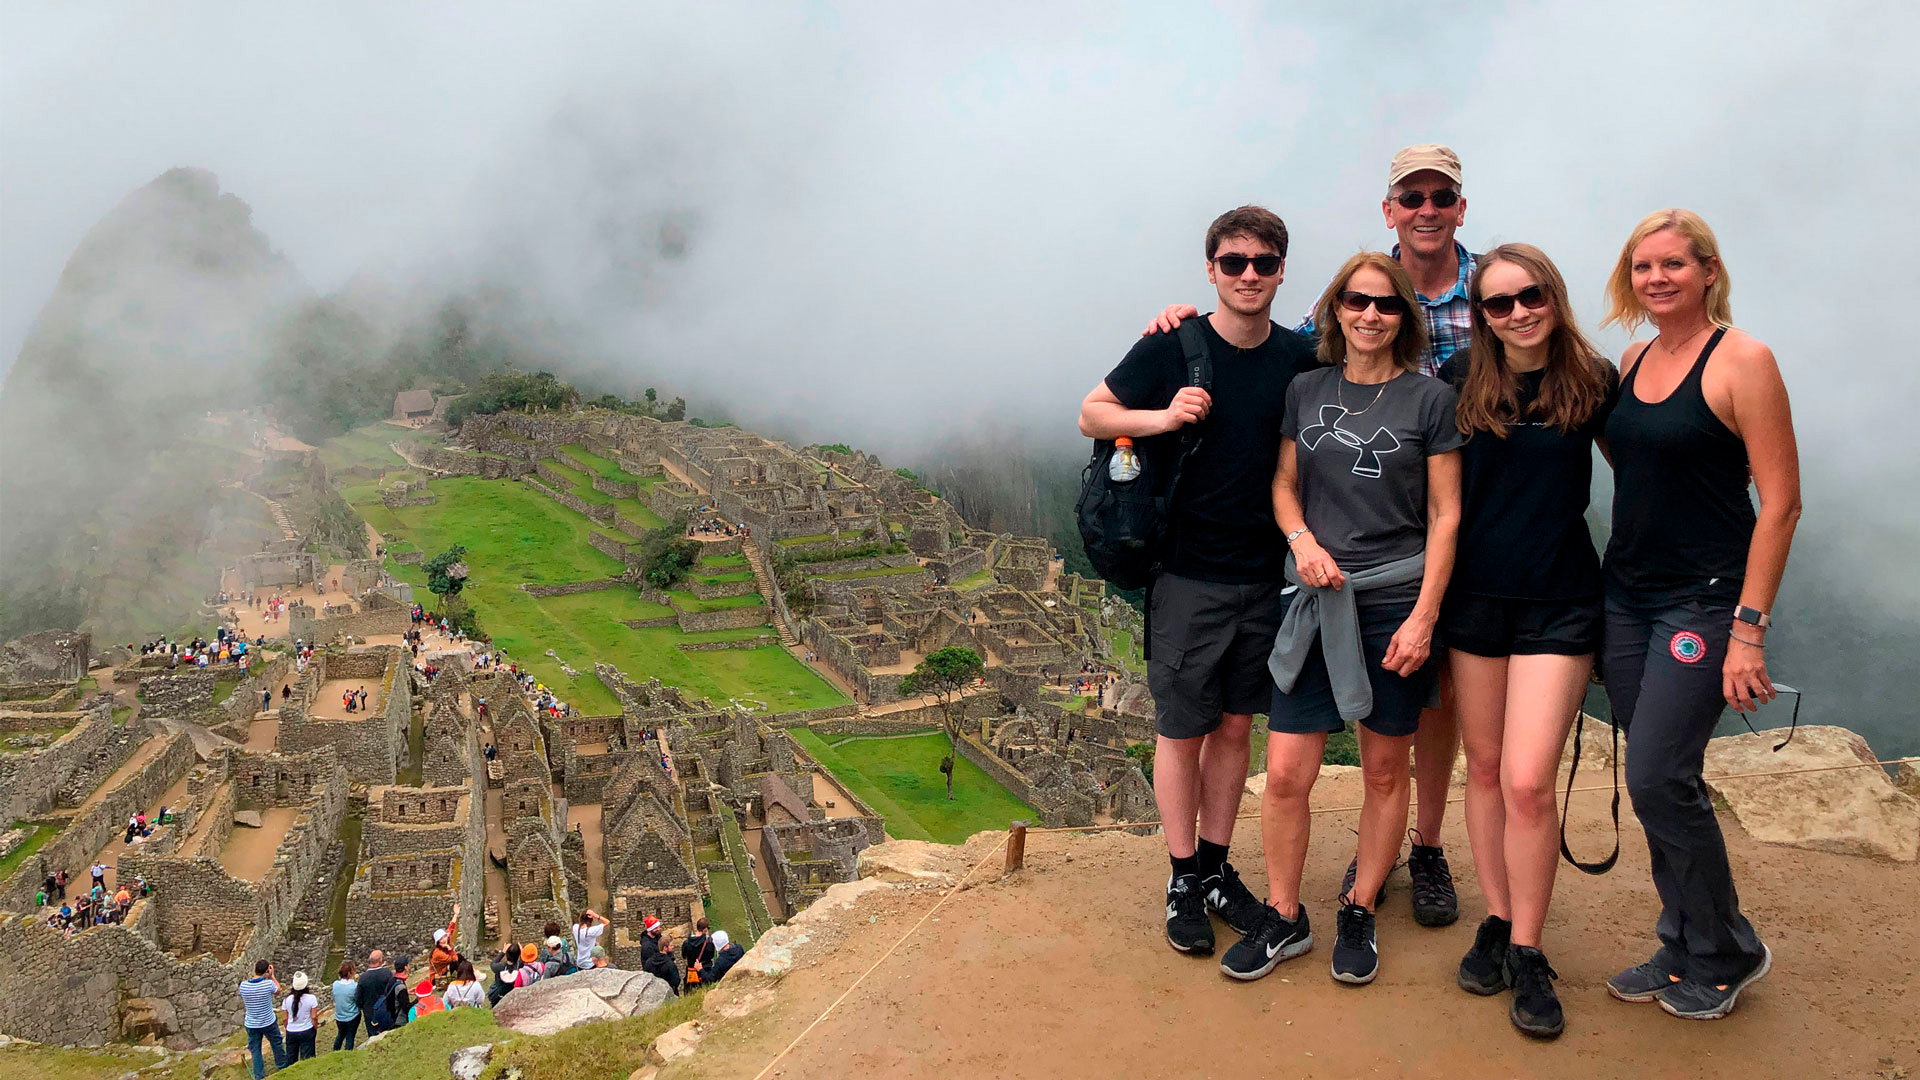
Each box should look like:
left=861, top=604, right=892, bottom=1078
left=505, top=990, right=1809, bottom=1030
left=1166, top=903, right=1179, bottom=920
left=1266, top=941, right=1285, bottom=959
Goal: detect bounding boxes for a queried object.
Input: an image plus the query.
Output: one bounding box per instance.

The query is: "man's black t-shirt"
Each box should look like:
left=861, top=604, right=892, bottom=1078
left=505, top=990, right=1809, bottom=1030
left=1439, top=356, right=1619, bottom=600
left=1103, top=318, right=1315, bottom=584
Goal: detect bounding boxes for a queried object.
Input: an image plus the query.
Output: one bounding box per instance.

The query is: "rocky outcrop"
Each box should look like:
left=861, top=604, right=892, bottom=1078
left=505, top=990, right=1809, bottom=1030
left=1704, top=726, right=1920, bottom=862
left=491, top=967, right=673, bottom=1036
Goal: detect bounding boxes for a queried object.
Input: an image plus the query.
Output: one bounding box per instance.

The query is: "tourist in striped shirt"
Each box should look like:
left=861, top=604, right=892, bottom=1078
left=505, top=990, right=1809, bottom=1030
left=238, top=959, right=286, bottom=1079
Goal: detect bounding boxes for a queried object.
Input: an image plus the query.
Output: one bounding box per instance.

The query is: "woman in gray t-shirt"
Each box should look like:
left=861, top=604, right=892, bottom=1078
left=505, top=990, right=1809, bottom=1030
left=1219, top=252, right=1462, bottom=989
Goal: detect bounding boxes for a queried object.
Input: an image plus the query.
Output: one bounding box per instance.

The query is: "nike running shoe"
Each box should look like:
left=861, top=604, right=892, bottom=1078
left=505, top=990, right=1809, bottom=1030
left=1457, top=914, right=1510, bottom=995
left=1331, top=903, right=1379, bottom=985
left=1219, top=903, right=1313, bottom=981
left=1658, top=946, right=1772, bottom=1021
left=1164, top=873, right=1213, bottom=955
left=1407, top=838, right=1459, bottom=927
left=1201, top=862, right=1267, bottom=937
left=1505, top=945, right=1565, bottom=1038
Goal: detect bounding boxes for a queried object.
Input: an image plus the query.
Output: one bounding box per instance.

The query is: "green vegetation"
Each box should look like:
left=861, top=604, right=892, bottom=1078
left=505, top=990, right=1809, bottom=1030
left=699, top=553, right=747, bottom=569
left=2, top=1040, right=206, bottom=1080
left=482, top=993, right=704, bottom=1080
left=559, top=444, right=661, bottom=488
left=899, top=647, right=987, bottom=800
left=209, top=680, right=237, bottom=705
left=775, top=532, right=836, bottom=548
left=666, top=590, right=766, bottom=613
left=0, top=822, right=58, bottom=881
left=792, top=729, right=1037, bottom=844
left=717, top=813, right=772, bottom=938
left=609, top=498, right=664, bottom=531
left=441, top=369, right=580, bottom=429
left=813, top=443, right=853, bottom=455
left=815, top=565, right=925, bottom=581
left=701, top=867, right=754, bottom=943
left=539, top=460, right=614, bottom=505
left=952, top=569, right=995, bottom=591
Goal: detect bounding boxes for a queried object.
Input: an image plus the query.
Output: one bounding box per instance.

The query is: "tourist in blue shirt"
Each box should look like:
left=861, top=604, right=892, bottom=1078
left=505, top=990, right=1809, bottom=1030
left=238, top=959, right=286, bottom=1078
left=331, top=960, right=361, bottom=1051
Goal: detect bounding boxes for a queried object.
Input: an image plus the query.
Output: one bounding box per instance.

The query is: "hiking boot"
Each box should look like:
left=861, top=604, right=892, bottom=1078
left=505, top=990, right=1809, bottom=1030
left=1201, top=862, right=1267, bottom=937
left=1505, top=945, right=1565, bottom=1038
left=1606, top=956, right=1682, bottom=1002
left=1457, top=915, right=1511, bottom=995
left=1164, top=873, right=1214, bottom=955
left=1330, top=903, right=1379, bottom=985
left=1220, top=903, right=1313, bottom=981
left=1658, top=946, right=1772, bottom=1021
left=1340, top=855, right=1387, bottom=909
left=1407, top=838, right=1459, bottom=927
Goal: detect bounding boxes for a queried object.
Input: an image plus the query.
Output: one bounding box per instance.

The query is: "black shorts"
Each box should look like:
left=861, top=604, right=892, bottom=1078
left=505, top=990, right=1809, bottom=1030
left=1147, top=573, right=1286, bottom=740
left=1441, top=594, right=1602, bottom=657
left=1268, top=593, right=1438, bottom=738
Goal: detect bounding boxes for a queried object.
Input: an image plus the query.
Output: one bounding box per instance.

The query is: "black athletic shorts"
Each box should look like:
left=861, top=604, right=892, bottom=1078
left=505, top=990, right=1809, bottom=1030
left=1147, top=572, right=1286, bottom=740
left=1268, top=592, right=1438, bottom=738
left=1441, top=593, right=1603, bottom=657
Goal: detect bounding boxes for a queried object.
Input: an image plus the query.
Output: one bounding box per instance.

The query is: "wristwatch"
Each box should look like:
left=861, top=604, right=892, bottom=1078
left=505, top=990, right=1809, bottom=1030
left=1285, top=528, right=1310, bottom=544
left=1733, top=605, right=1772, bottom=628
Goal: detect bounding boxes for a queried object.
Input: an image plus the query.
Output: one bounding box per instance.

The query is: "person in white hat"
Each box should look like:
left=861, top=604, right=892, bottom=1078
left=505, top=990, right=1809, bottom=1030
left=707, top=930, right=745, bottom=984
left=282, top=970, right=319, bottom=1062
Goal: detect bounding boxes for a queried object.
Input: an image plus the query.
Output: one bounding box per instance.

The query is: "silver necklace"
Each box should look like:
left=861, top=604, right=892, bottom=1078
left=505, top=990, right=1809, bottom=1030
left=1654, top=323, right=1712, bottom=358
left=1338, top=366, right=1395, bottom=416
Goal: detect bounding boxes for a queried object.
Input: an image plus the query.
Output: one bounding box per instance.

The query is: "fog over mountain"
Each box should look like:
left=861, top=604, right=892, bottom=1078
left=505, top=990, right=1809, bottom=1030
left=3, top=2, right=1916, bottom=752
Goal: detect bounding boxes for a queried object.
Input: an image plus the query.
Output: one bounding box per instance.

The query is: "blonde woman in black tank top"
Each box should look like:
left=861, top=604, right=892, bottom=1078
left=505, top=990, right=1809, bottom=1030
left=1596, top=209, right=1801, bottom=1022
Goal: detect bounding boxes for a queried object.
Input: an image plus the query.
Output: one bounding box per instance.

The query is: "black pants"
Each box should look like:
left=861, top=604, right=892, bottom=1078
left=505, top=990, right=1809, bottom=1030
left=1602, top=597, right=1766, bottom=984
left=287, top=1028, right=316, bottom=1061
left=331, top=1014, right=359, bottom=1051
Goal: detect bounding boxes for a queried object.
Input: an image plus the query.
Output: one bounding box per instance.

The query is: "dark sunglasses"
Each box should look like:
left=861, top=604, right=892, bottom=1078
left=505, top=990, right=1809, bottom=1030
left=1337, top=290, right=1411, bottom=317
left=1214, top=254, right=1283, bottom=277
left=1392, top=188, right=1460, bottom=210
left=1477, top=284, right=1550, bottom=318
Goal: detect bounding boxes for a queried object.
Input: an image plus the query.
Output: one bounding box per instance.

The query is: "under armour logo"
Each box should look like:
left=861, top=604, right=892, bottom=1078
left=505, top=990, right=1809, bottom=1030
left=1299, top=405, right=1401, bottom=477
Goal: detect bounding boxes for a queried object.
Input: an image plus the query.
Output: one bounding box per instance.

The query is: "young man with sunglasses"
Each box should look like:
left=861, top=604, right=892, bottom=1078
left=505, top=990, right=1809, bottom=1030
left=1145, top=145, right=1475, bottom=930
left=1080, top=206, right=1316, bottom=957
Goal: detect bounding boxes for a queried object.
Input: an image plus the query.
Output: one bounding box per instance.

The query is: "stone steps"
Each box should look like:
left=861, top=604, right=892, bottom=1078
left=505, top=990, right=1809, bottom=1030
left=741, top=539, right=798, bottom=647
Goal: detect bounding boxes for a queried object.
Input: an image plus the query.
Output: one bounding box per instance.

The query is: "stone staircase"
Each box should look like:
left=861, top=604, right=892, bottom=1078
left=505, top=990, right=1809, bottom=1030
left=742, top=539, right=799, bottom=648
left=263, top=497, right=297, bottom=541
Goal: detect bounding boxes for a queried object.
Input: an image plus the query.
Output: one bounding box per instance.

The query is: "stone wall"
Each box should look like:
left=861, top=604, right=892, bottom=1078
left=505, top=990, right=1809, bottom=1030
left=0, top=629, right=92, bottom=683
left=0, top=706, right=114, bottom=824
left=676, top=606, right=771, bottom=633
left=954, top=731, right=1050, bottom=823
left=589, top=472, right=639, bottom=500
left=273, top=650, right=408, bottom=782
left=588, top=531, right=630, bottom=560
left=523, top=475, right=616, bottom=524
left=676, top=637, right=776, bottom=652
left=0, top=682, right=81, bottom=710
left=288, top=592, right=411, bottom=644
left=138, top=671, right=215, bottom=717
left=689, top=576, right=758, bottom=601
left=521, top=578, right=625, bottom=599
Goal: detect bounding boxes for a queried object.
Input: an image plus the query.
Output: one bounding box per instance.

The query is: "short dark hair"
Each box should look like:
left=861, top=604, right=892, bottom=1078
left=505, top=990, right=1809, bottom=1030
left=1205, top=205, right=1289, bottom=262
left=255, top=959, right=271, bottom=976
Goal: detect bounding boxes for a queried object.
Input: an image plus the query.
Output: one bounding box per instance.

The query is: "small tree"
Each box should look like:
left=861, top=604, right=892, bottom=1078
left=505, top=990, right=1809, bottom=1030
left=425, top=545, right=469, bottom=597
left=898, top=646, right=986, bottom=800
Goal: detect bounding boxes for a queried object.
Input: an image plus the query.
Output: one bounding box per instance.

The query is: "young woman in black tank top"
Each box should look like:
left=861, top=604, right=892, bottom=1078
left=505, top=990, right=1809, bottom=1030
left=1439, top=244, right=1616, bottom=1039
left=1597, top=210, right=1801, bottom=1022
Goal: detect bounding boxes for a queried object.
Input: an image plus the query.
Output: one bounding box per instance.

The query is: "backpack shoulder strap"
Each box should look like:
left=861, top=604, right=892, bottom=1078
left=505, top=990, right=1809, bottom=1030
left=1174, top=320, right=1213, bottom=394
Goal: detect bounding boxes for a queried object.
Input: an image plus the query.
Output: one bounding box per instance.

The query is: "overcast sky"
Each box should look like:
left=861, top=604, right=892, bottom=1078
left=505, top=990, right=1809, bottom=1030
left=4, top=1, right=1916, bottom=482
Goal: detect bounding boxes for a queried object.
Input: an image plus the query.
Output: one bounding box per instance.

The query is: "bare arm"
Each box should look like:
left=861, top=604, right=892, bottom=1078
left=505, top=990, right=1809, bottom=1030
left=1383, top=450, right=1461, bottom=676
left=1272, top=438, right=1343, bottom=588
left=1721, top=341, right=1801, bottom=712
left=1078, top=381, right=1210, bottom=440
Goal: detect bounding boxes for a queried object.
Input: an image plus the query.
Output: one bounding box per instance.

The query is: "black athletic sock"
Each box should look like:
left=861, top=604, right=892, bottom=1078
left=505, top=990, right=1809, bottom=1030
left=1196, top=838, right=1230, bottom=879
left=1170, top=853, right=1200, bottom=880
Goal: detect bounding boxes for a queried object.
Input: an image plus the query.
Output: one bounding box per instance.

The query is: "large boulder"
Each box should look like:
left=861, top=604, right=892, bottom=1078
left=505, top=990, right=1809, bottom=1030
left=492, top=968, right=674, bottom=1036
left=1704, top=726, right=1920, bottom=862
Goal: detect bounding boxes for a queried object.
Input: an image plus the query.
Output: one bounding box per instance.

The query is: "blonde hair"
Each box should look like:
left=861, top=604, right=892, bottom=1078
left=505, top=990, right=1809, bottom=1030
left=1602, top=209, right=1732, bottom=331
left=1311, top=251, right=1429, bottom=373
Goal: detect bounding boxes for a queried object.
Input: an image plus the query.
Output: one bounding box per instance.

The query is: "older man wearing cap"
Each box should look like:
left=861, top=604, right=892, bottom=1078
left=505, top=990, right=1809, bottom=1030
left=1146, top=143, right=1474, bottom=932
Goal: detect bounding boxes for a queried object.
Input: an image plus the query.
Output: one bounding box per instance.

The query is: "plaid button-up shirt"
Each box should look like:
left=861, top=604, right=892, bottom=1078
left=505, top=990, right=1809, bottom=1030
left=1296, top=242, right=1478, bottom=379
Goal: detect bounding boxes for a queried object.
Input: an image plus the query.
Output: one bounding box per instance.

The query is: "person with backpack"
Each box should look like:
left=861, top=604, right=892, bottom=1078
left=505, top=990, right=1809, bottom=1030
left=1077, top=205, right=1315, bottom=958
left=386, top=956, right=415, bottom=1027
left=681, top=918, right=714, bottom=991
left=355, top=950, right=397, bottom=1036
left=512, top=943, right=546, bottom=991
left=487, top=945, right=521, bottom=1007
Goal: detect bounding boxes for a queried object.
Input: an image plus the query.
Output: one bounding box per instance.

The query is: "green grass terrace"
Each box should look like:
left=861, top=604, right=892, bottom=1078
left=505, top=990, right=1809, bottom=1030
left=790, top=729, right=1038, bottom=844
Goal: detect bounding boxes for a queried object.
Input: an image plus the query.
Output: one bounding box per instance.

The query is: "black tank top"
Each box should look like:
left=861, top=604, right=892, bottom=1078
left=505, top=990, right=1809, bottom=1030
left=1603, top=328, right=1755, bottom=605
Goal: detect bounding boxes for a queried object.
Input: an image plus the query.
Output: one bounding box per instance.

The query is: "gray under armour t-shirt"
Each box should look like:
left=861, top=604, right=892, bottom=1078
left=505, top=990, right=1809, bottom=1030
left=1282, top=366, right=1465, bottom=604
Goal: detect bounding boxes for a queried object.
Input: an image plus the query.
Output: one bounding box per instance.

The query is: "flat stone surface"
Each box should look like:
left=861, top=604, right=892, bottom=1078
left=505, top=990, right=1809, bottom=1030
left=648, top=1020, right=704, bottom=1064
left=1704, top=725, right=1920, bottom=862
left=449, top=1043, right=494, bottom=1080
left=857, top=840, right=970, bottom=882
left=232, top=809, right=262, bottom=828
left=492, top=967, right=674, bottom=1036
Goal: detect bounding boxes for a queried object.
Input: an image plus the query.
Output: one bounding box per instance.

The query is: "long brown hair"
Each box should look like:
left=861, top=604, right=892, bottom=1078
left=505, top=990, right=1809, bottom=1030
left=1311, top=251, right=1428, bottom=373
left=1458, top=244, right=1611, bottom=437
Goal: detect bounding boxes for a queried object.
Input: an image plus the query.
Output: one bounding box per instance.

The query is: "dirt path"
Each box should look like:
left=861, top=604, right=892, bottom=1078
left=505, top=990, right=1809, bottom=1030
left=570, top=803, right=609, bottom=916
left=738, top=824, right=787, bottom=921
left=682, top=772, right=1920, bottom=1080
left=483, top=785, right=512, bottom=948
left=219, top=805, right=300, bottom=882
left=809, top=773, right=864, bottom=820
left=87, top=772, right=192, bottom=870
left=243, top=715, right=278, bottom=752
left=72, top=734, right=167, bottom=815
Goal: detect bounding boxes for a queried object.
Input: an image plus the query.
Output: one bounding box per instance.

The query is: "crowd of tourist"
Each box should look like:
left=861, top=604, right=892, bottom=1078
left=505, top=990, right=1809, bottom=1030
left=686, top=512, right=750, bottom=539
left=33, top=861, right=154, bottom=935
left=234, top=902, right=747, bottom=1078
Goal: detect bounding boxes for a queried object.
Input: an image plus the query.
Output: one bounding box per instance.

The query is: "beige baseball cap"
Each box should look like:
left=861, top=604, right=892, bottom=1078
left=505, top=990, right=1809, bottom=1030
left=1388, top=144, right=1462, bottom=188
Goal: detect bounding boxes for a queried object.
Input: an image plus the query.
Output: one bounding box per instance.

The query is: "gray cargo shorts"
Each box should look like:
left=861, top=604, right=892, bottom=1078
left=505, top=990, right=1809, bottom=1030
left=1147, top=572, right=1287, bottom=740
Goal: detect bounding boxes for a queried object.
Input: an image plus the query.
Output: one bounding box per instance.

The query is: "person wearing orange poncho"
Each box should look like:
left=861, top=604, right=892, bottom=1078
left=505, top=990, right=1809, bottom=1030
left=428, top=902, right=462, bottom=983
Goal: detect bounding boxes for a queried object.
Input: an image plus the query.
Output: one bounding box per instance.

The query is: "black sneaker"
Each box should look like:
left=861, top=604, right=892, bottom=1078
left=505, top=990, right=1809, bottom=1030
left=1219, top=903, right=1313, bottom=981
left=1505, top=945, right=1565, bottom=1038
left=1658, top=945, right=1772, bottom=1021
left=1201, top=862, right=1266, bottom=937
left=1606, top=956, right=1682, bottom=1003
left=1340, top=855, right=1388, bottom=909
left=1330, top=903, right=1379, bottom=985
left=1407, top=837, right=1459, bottom=927
left=1457, top=915, right=1510, bottom=995
left=1164, top=873, right=1213, bottom=955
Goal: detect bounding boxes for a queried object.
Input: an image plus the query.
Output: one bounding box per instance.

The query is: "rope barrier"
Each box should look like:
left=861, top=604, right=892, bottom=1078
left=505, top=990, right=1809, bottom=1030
left=745, top=751, right=1916, bottom=1075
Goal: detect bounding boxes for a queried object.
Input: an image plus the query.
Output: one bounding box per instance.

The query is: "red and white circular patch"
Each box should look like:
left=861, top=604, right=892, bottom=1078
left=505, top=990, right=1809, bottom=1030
left=1669, top=631, right=1707, bottom=664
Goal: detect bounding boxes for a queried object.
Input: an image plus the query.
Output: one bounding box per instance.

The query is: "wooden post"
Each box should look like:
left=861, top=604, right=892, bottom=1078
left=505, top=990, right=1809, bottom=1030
left=1005, top=820, right=1029, bottom=872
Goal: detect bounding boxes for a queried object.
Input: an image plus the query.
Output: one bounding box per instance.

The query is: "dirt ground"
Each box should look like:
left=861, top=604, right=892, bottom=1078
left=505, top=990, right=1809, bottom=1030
left=217, top=805, right=299, bottom=881
left=682, top=771, right=1919, bottom=1080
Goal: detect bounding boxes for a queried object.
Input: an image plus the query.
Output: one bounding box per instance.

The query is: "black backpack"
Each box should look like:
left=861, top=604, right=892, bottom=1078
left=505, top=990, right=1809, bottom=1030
left=1074, top=322, right=1213, bottom=592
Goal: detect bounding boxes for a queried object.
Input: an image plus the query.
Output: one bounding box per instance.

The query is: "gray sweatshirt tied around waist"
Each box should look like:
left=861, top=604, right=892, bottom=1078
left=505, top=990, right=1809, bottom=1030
left=1267, top=550, right=1427, bottom=723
